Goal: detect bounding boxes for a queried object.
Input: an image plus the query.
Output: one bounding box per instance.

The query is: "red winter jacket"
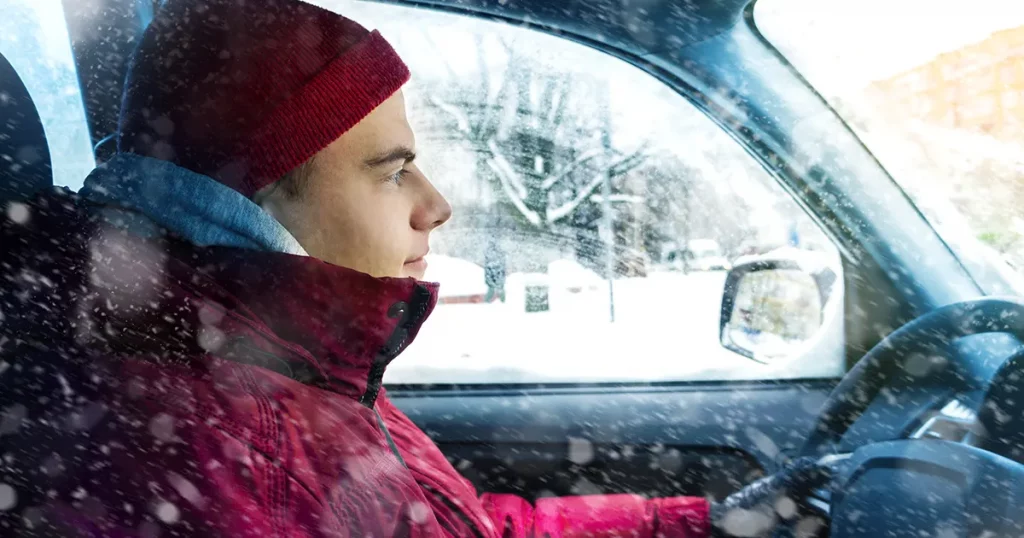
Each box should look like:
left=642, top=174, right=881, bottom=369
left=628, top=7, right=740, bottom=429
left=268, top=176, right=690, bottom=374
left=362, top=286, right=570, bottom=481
left=0, top=191, right=710, bottom=537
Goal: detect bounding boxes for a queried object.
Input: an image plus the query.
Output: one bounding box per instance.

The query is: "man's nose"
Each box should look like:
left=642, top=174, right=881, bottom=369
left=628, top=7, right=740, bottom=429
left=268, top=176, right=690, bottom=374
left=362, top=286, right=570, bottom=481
left=413, top=170, right=452, bottom=231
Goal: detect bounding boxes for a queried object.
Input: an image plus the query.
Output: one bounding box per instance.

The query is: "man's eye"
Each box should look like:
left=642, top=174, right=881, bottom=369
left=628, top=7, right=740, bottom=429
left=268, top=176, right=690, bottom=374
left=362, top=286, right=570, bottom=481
left=386, top=169, right=409, bottom=185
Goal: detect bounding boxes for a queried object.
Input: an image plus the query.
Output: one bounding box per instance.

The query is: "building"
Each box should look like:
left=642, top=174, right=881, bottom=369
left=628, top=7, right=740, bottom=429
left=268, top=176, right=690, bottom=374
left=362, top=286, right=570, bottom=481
left=866, top=25, right=1024, bottom=139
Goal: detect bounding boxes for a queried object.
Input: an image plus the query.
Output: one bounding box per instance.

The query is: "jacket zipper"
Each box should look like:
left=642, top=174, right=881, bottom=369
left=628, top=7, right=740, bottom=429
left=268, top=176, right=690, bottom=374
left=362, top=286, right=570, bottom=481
left=374, top=407, right=407, bottom=468
left=359, top=283, right=432, bottom=408
left=360, top=283, right=430, bottom=467
left=360, top=285, right=485, bottom=538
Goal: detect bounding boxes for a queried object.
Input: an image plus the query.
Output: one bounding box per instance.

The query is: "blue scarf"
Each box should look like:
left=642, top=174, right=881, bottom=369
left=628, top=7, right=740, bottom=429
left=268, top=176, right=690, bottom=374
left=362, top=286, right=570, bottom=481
left=79, top=153, right=307, bottom=255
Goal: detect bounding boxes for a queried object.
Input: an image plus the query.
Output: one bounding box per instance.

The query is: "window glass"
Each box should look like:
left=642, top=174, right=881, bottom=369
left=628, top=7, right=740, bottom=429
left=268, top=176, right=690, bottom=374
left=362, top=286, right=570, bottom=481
left=756, top=0, right=1024, bottom=293
left=0, top=0, right=94, bottom=191
left=315, top=1, right=845, bottom=384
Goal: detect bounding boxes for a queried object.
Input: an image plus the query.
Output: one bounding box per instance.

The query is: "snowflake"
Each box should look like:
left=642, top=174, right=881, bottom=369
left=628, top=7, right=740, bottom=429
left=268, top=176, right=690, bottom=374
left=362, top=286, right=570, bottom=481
left=0, top=484, right=16, bottom=510
left=155, top=500, right=180, bottom=524
left=5, top=202, right=29, bottom=225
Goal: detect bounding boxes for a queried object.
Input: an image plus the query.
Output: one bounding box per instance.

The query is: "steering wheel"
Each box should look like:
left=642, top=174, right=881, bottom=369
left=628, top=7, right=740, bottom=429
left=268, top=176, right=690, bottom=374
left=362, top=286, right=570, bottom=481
left=763, top=298, right=1024, bottom=536
left=715, top=298, right=1024, bottom=538
left=799, top=297, right=1024, bottom=458
left=723, top=298, right=1024, bottom=538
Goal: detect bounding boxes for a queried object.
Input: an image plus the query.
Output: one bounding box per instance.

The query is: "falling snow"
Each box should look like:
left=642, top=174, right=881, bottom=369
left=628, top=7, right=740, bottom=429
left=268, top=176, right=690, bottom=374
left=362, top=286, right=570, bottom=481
left=155, top=500, right=180, bottom=524
left=5, top=202, right=30, bottom=225
left=0, top=484, right=16, bottom=511
left=1, top=0, right=1023, bottom=537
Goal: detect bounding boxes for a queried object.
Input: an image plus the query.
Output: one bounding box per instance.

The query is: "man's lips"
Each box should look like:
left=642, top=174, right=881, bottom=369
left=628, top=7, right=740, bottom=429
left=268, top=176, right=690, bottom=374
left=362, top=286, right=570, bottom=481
left=404, top=258, right=428, bottom=275
left=404, top=253, right=428, bottom=271
left=405, top=250, right=429, bottom=265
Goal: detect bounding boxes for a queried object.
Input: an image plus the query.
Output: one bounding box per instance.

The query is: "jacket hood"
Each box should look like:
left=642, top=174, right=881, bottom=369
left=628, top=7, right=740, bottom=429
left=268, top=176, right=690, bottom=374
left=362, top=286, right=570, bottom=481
left=80, top=152, right=307, bottom=254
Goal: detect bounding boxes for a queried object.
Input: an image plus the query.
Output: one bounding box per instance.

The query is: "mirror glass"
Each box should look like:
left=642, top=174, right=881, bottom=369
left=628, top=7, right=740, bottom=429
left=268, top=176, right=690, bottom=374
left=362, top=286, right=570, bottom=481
left=724, top=269, right=823, bottom=361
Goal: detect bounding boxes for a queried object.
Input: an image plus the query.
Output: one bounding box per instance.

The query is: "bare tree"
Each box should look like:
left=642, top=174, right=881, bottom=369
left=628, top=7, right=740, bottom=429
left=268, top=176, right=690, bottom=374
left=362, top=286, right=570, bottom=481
left=420, top=33, right=649, bottom=233
left=406, top=30, right=765, bottom=276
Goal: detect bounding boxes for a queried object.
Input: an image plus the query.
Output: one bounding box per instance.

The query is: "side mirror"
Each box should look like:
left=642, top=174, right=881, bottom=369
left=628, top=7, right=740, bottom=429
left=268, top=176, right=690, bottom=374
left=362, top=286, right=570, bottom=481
left=719, top=254, right=837, bottom=363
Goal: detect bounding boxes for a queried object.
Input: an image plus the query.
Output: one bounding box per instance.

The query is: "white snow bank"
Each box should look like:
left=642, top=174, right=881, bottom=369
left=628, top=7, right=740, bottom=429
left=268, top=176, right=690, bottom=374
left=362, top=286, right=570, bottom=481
left=424, top=254, right=487, bottom=297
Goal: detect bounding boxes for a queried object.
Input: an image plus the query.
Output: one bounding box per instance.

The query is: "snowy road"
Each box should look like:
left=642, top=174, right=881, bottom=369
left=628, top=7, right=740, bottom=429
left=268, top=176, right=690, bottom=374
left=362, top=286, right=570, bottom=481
left=386, top=271, right=844, bottom=384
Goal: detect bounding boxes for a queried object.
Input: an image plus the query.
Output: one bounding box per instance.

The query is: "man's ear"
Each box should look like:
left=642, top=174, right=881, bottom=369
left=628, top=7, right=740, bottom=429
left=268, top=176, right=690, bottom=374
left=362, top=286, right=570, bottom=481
left=252, top=159, right=320, bottom=257
left=252, top=181, right=282, bottom=213
left=253, top=181, right=316, bottom=257
left=252, top=181, right=294, bottom=232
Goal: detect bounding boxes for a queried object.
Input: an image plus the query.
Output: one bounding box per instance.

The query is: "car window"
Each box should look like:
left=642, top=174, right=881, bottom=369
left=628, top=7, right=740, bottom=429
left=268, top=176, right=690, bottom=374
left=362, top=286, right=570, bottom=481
left=1, top=0, right=94, bottom=191
left=312, top=1, right=846, bottom=385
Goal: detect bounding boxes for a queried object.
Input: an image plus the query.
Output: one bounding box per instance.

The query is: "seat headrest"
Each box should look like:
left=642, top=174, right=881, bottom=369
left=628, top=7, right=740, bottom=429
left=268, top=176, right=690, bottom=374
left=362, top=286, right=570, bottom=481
left=0, top=52, right=53, bottom=205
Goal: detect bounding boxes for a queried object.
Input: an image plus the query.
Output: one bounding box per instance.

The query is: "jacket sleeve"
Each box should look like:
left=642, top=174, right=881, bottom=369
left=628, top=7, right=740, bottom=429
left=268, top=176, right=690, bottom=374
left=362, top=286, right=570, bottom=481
left=479, top=492, right=710, bottom=538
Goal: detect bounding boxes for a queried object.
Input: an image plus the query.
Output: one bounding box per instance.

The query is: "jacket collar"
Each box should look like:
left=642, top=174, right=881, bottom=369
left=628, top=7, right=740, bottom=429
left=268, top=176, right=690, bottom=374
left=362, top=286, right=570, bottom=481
left=167, top=246, right=438, bottom=406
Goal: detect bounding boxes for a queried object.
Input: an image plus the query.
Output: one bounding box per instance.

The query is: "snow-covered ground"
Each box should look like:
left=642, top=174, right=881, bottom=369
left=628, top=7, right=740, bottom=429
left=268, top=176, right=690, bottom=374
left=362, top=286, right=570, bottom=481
left=386, top=270, right=845, bottom=384
left=423, top=254, right=488, bottom=298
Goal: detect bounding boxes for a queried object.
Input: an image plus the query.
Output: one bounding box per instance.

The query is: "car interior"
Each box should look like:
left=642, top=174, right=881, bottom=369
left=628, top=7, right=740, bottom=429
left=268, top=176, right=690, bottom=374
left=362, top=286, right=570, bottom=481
left=4, top=0, right=1024, bottom=537
left=0, top=51, right=52, bottom=207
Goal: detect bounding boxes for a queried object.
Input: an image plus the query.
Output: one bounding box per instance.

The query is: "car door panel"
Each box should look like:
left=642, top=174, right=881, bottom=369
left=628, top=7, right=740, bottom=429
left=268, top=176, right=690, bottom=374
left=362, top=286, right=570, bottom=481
left=392, top=380, right=835, bottom=500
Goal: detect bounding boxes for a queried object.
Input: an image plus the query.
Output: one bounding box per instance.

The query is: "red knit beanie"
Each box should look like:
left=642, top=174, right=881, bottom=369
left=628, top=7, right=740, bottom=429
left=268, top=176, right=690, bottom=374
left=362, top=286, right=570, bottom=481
left=118, top=0, right=410, bottom=197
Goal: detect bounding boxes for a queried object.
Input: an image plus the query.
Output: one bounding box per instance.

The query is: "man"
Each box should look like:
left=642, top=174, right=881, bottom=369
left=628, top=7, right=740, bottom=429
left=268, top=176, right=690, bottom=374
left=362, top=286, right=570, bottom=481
left=0, top=1, right=828, bottom=536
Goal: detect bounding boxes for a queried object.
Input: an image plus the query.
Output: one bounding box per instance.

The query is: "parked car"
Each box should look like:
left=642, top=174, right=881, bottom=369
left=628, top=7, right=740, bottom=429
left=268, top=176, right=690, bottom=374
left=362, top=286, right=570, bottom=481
left=662, top=239, right=732, bottom=272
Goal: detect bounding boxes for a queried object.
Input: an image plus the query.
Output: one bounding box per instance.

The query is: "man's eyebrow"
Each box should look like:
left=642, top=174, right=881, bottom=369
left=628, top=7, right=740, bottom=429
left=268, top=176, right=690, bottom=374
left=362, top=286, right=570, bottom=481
left=363, top=147, right=417, bottom=169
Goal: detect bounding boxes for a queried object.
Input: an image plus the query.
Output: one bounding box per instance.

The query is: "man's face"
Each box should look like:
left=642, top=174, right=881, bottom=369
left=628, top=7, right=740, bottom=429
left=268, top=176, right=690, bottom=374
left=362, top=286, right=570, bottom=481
left=259, top=90, right=452, bottom=279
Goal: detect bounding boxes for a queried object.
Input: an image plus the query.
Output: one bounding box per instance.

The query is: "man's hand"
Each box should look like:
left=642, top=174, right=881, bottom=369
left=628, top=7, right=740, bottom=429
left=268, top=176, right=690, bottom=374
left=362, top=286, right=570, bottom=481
left=709, top=455, right=836, bottom=537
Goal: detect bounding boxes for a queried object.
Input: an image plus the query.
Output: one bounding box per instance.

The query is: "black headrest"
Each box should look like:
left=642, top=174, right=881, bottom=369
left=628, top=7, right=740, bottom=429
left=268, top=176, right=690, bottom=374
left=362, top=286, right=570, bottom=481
left=0, top=52, right=53, bottom=205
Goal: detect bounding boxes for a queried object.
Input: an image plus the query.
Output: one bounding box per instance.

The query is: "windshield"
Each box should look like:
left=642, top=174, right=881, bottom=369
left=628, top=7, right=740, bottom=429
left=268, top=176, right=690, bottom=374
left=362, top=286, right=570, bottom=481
left=755, top=0, right=1024, bottom=294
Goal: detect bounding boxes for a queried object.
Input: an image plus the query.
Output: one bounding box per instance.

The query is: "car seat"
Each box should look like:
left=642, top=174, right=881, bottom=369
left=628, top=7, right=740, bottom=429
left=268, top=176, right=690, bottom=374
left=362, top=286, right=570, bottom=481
left=0, top=52, right=53, bottom=206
